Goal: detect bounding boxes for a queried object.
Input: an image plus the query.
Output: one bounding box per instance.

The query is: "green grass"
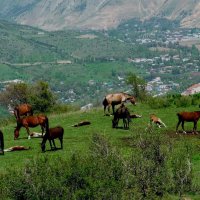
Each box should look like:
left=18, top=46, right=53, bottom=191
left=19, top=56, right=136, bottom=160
left=1, top=103, right=200, bottom=174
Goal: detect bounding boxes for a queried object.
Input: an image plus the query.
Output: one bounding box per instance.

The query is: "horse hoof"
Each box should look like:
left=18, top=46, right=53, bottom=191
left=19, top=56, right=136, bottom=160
left=28, top=135, right=31, bottom=140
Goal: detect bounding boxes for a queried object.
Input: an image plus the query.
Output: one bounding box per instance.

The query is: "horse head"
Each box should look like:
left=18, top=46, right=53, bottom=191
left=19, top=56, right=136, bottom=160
left=130, top=97, right=136, bottom=105
left=14, top=127, right=20, bottom=140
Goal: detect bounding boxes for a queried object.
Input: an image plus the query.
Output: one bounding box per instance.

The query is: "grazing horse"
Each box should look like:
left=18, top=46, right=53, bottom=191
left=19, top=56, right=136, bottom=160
left=176, top=111, right=200, bottom=134
left=14, top=103, right=33, bottom=120
left=103, top=92, right=136, bottom=115
left=14, top=114, right=49, bottom=140
left=0, top=130, right=4, bottom=155
left=112, top=104, right=131, bottom=129
left=41, top=126, right=64, bottom=152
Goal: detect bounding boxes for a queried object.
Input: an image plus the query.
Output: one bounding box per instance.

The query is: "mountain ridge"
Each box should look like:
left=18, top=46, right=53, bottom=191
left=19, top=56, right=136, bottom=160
left=0, top=0, right=200, bottom=30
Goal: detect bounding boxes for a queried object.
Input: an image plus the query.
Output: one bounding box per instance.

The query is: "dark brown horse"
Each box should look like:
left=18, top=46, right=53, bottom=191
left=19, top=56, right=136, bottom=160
left=103, top=92, right=136, bottom=115
left=176, top=111, right=200, bottom=134
left=41, top=126, right=64, bottom=152
left=112, top=104, right=131, bottom=129
left=14, top=103, right=33, bottom=120
left=14, top=114, right=49, bottom=140
left=0, top=130, right=4, bottom=155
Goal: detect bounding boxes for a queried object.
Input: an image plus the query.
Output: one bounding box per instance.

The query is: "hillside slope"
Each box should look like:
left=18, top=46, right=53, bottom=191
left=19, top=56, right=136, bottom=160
left=0, top=0, right=200, bottom=30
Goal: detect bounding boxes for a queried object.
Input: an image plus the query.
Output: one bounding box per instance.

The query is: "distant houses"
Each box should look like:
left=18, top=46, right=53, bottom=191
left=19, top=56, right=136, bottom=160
left=181, top=83, right=200, bottom=96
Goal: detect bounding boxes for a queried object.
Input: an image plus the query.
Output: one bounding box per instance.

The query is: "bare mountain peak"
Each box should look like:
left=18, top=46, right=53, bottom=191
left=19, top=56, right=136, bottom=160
left=0, top=0, right=200, bottom=30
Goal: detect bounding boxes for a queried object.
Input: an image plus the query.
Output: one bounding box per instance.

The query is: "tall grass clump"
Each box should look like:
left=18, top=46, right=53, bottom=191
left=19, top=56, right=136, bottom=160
left=0, top=133, right=195, bottom=200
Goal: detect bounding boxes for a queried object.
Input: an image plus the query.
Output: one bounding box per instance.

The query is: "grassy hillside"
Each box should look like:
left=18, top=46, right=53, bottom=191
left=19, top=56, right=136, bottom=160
left=0, top=103, right=200, bottom=198
left=1, top=103, right=200, bottom=173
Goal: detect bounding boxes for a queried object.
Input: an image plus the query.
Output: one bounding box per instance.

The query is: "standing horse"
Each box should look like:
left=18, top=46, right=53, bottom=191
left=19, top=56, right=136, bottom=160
left=112, top=104, right=131, bottom=129
left=176, top=111, right=200, bottom=134
left=103, top=92, right=136, bottom=115
left=41, top=126, right=64, bottom=152
left=14, top=103, right=33, bottom=120
left=0, top=130, right=4, bottom=155
left=14, top=114, right=49, bottom=140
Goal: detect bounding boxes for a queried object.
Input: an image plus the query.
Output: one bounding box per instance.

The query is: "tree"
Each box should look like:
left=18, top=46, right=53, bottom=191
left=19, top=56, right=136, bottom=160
left=0, top=82, right=29, bottom=107
left=126, top=72, right=147, bottom=101
left=29, top=81, right=56, bottom=112
left=0, top=81, right=56, bottom=113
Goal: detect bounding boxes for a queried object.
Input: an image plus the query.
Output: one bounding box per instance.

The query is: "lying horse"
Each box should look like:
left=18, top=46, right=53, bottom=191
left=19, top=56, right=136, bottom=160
left=14, top=114, right=49, bottom=140
left=41, top=126, right=64, bottom=152
left=14, top=103, right=33, bottom=120
left=150, top=114, right=166, bottom=128
left=176, top=111, right=200, bottom=134
left=0, top=130, right=4, bottom=155
left=103, top=92, right=136, bottom=115
left=112, top=104, right=131, bottom=129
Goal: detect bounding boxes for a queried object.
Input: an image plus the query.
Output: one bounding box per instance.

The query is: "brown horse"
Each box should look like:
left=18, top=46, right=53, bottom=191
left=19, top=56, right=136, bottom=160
left=176, top=111, right=200, bottom=134
left=103, top=92, right=136, bottom=115
left=41, top=126, right=64, bottom=152
left=14, top=103, right=33, bottom=120
left=112, top=104, right=131, bottom=129
left=0, top=130, right=4, bottom=155
left=14, top=114, right=49, bottom=140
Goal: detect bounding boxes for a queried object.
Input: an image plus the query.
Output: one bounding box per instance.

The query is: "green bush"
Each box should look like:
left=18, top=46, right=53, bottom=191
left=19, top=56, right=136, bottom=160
left=147, top=96, right=171, bottom=109
left=175, top=96, right=192, bottom=107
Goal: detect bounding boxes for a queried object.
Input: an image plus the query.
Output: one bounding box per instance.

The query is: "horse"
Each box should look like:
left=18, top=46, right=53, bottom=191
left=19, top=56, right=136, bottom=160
left=14, top=114, right=49, bottom=140
left=149, top=114, right=166, bottom=128
left=112, top=104, right=131, bottom=129
left=0, top=130, right=4, bottom=155
left=176, top=111, right=200, bottom=134
left=103, top=92, right=136, bottom=115
left=41, top=126, right=64, bottom=152
left=14, top=103, right=33, bottom=120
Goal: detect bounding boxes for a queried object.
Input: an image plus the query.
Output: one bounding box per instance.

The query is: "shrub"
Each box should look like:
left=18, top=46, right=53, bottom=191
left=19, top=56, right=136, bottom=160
left=175, top=96, right=192, bottom=107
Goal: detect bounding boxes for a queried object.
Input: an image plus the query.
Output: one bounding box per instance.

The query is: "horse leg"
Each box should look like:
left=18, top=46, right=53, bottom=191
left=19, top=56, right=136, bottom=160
left=108, top=104, right=112, bottom=115
left=25, top=126, right=31, bottom=139
left=52, top=139, right=56, bottom=149
left=59, top=137, right=63, bottom=149
left=181, top=121, right=186, bottom=134
left=176, top=120, right=181, bottom=134
left=193, top=121, right=197, bottom=134
left=112, top=104, right=115, bottom=115
left=40, top=125, right=44, bottom=136
left=49, top=139, right=53, bottom=150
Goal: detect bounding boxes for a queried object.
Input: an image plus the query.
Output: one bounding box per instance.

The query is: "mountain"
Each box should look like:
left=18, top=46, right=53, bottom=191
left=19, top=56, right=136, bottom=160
left=0, top=0, right=200, bottom=31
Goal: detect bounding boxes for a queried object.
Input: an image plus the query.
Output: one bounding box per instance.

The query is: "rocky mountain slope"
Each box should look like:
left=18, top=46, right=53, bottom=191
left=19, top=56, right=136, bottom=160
left=0, top=0, right=200, bottom=30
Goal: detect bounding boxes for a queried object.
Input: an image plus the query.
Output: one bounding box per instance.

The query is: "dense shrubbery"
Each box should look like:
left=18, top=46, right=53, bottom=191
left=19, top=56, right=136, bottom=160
left=1, top=132, right=198, bottom=200
left=147, top=94, right=200, bottom=109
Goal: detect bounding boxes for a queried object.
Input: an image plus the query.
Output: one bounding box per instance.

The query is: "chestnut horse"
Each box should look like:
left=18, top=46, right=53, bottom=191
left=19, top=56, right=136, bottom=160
left=14, top=103, right=33, bottom=120
left=176, top=111, right=200, bottom=134
left=0, top=130, right=4, bottom=155
left=103, top=92, right=136, bottom=115
left=14, top=114, right=49, bottom=140
left=41, top=126, right=64, bottom=152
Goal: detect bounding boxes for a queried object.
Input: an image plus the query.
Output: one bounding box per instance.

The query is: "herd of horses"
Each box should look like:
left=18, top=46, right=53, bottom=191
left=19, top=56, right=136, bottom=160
left=0, top=92, right=200, bottom=155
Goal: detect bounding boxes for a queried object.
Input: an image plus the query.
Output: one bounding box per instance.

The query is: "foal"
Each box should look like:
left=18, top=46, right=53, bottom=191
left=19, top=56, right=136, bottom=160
left=41, top=126, right=64, bottom=152
left=149, top=114, right=166, bottom=128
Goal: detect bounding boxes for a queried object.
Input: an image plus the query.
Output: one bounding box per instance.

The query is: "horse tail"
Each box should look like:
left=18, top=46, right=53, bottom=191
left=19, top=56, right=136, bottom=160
left=13, top=107, right=19, bottom=120
left=102, top=97, right=108, bottom=106
left=45, top=116, right=49, bottom=135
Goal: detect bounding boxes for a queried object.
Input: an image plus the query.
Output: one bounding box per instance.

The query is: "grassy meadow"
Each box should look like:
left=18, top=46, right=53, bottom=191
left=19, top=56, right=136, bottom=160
left=1, top=103, right=200, bottom=199
left=0, top=103, right=200, bottom=173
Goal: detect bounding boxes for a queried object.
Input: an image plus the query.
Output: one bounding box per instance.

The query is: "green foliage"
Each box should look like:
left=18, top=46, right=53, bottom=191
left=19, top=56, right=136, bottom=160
left=28, top=81, right=56, bottom=112
left=126, top=72, right=148, bottom=101
left=0, top=81, right=56, bottom=113
left=171, top=142, right=193, bottom=198
left=147, top=96, right=171, bottom=109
